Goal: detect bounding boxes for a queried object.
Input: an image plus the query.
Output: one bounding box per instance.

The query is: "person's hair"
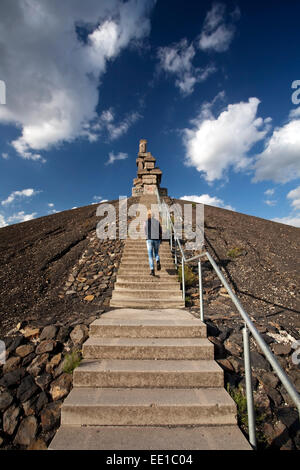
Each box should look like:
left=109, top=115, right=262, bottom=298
left=147, top=209, right=151, bottom=218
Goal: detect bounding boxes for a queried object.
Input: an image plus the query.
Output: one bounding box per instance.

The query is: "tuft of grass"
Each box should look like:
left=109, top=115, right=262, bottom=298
left=63, top=350, right=82, bottom=374
left=227, top=384, right=267, bottom=448
left=185, top=295, right=192, bottom=306
left=178, top=264, right=197, bottom=287
left=227, top=247, right=244, bottom=259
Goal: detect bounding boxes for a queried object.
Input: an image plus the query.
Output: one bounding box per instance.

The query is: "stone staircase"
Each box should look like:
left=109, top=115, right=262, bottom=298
left=110, top=194, right=184, bottom=309
left=49, top=195, right=251, bottom=450
left=49, top=309, right=251, bottom=450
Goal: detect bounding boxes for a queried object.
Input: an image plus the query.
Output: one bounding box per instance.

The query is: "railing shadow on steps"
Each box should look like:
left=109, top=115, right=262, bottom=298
left=155, top=188, right=300, bottom=450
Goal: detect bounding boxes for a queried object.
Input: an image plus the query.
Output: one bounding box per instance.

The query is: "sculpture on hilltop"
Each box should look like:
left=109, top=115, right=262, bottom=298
left=132, top=139, right=168, bottom=196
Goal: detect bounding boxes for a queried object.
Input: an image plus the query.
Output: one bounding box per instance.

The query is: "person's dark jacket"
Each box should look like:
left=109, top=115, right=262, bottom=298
left=144, top=217, right=162, bottom=240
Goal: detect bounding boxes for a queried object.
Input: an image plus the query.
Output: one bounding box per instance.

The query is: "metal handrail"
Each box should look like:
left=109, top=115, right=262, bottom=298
left=155, top=189, right=300, bottom=449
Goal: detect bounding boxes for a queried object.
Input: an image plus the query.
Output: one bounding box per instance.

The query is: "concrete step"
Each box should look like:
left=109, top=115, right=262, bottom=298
left=117, top=268, right=178, bottom=275
left=121, top=254, right=173, bottom=261
left=122, top=247, right=171, bottom=253
left=89, top=313, right=207, bottom=338
left=49, top=424, right=251, bottom=450
left=116, top=274, right=179, bottom=282
left=115, top=281, right=180, bottom=290
left=120, top=261, right=175, bottom=268
left=111, top=289, right=183, bottom=300
left=82, top=337, right=214, bottom=360
left=110, top=298, right=185, bottom=308
left=73, top=359, right=224, bottom=388
left=61, top=387, right=236, bottom=426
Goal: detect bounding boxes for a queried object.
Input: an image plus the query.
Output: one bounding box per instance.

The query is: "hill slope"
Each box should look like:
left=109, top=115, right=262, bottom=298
left=0, top=197, right=299, bottom=337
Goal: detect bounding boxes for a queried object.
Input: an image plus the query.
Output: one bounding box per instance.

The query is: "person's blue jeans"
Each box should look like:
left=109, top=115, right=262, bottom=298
left=146, top=240, right=160, bottom=270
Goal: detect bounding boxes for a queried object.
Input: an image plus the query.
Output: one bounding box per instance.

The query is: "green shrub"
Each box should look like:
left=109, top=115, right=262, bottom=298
left=227, top=247, right=244, bottom=258
left=178, top=265, right=197, bottom=287
left=227, top=384, right=267, bottom=447
left=63, top=350, right=82, bottom=374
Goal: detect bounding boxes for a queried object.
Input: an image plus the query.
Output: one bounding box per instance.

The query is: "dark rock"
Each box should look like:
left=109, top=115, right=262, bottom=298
left=224, top=338, right=243, bottom=356
left=50, top=373, right=72, bottom=400
left=261, top=333, right=275, bottom=345
left=217, top=358, right=235, bottom=372
left=208, top=336, right=225, bottom=359
left=56, top=326, right=71, bottom=343
left=35, top=340, right=56, bottom=355
left=228, top=356, right=244, bottom=374
left=22, top=352, right=36, bottom=367
left=264, top=386, right=283, bottom=406
left=218, top=327, right=233, bottom=342
left=0, top=368, right=26, bottom=388
left=3, top=405, right=20, bottom=435
left=17, top=375, right=39, bottom=402
left=26, top=353, right=49, bottom=376
left=3, top=356, right=21, bottom=374
left=15, top=344, right=34, bottom=358
left=22, top=395, right=37, bottom=416
left=271, top=343, right=292, bottom=356
left=40, top=325, right=58, bottom=341
left=238, top=375, right=259, bottom=391
left=206, top=322, right=220, bottom=337
left=27, top=438, right=48, bottom=450
left=0, top=390, right=14, bottom=411
left=259, top=371, right=280, bottom=389
left=14, top=416, right=37, bottom=447
left=250, top=351, right=271, bottom=371
left=35, top=391, right=48, bottom=412
left=35, top=373, right=52, bottom=390
left=6, top=336, right=23, bottom=354
left=70, top=324, right=88, bottom=345
left=40, top=401, right=62, bottom=432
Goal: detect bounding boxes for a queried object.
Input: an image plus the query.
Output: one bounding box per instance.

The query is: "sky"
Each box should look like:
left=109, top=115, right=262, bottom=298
left=1, top=0, right=300, bottom=228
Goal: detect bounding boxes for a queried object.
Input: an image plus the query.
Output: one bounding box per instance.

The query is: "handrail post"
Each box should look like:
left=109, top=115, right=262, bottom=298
left=174, top=237, right=178, bottom=268
left=243, top=325, right=257, bottom=449
left=182, top=258, right=185, bottom=301
left=198, top=259, right=204, bottom=322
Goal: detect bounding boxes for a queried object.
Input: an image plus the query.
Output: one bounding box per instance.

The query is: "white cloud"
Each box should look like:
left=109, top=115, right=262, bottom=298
left=2, top=153, right=9, bottom=159
left=289, top=107, right=300, bottom=119
left=271, top=186, right=300, bottom=227
left=180, top=194, right=234, bottom=211
left=287, top=186, right=300, bottom=211
left=7, top=211, right=37, bottom=224
left=48, top=203, right=54, bottom=208
left=105, top=151, right=128, bottom=165
left=0, top=214, right=7, bottom=228
left=1, top=188, right=40, bottom=206
left=157, top=38, right=216, bottom=95
left=183, top=97, right=271, bottom=182
left=0, top=0, right=155, bottom=161
left=272, top=215, right=300, bottom=228
left=264, top=200, right=277, bottom=206
left=199, top=2, right=240, bottom=52
left=253, top=119, right=300, bottom=183
left=83, top=108, right=141, bottom=142
left=264, top=188, right=275, bottom=196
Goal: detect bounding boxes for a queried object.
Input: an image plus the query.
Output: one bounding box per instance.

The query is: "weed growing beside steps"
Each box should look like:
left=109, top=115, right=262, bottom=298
left=178, top=265, right=197, bottom=287
left=226, top=383, right=267, bottom=449
left=63, top=350, right=82, bottom=374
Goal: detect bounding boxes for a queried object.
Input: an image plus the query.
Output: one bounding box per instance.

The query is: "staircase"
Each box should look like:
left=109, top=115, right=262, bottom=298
left=49, top=195, right=251, bottom=450
left=49, top=308, right=251, bottom=450
left=110, top=194, right=184, bottom=309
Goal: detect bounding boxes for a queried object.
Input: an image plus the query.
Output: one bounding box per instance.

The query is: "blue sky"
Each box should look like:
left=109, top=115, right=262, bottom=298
left=1, top=0, right=300, bottom=227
